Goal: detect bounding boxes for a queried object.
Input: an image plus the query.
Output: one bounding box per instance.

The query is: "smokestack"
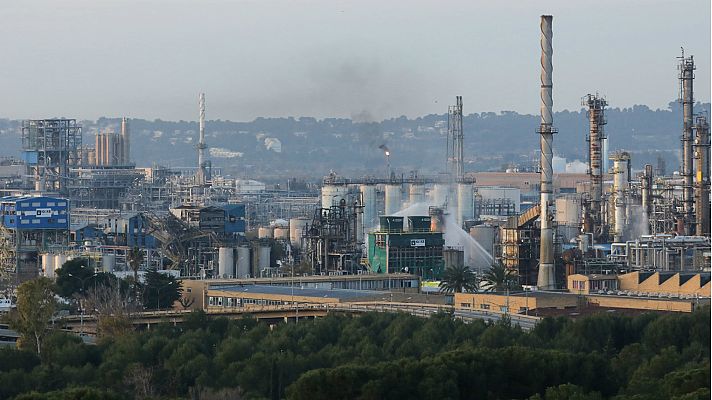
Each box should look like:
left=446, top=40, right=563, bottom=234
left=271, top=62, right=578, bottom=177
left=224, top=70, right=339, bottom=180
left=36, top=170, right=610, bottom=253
left=197, top=93, right=207, bottom=184
left=583, top=94, right=607, bottom=242
left=678, top=51, right=695, bottom=234
left=537, top=15, right=556, bottom=289
left=447, top=96, right=464, bottom=181
left=121, top=117, right=130, bottom=165
left=694, top=116, right=710, bottom=236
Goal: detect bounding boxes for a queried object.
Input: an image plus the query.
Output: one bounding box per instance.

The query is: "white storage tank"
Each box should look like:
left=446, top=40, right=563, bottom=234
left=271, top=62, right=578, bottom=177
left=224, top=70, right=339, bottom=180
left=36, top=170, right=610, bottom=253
left=409, top=184, right=425, bottom=206
left=236, top=246, right=251, bottom=278
left=321, top=184, right=348, bottom=208
left=359, top=185, right=377, bottom=229
left=289, top=218, right=309, bottom=249
left=218, top=247, right=235, bottom=278
left=431, top=184, right=450, bottom=208
left=457, top=183, right=474, bottom=227
left=55, top=254, right=68, bottom=271
left=555, top=195, right=582, bottom=226
left=258, top=226, right=274, bottom=239
left=42, top=254, right=55, bottom=278
left=384, top=184, right=402, bottom=215
left=102, top=254, right=116, bottom=273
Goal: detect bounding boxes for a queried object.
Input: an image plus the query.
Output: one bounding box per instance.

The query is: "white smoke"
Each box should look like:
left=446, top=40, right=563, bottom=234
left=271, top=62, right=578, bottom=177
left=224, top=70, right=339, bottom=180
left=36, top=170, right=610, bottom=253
left=393, top=198, right=494, bottom=272
left=625, top=204, right=649, bottom=240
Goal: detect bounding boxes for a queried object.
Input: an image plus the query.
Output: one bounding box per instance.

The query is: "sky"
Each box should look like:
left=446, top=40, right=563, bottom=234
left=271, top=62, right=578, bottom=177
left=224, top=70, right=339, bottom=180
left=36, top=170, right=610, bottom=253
left=1, top=0, right=710, bottom=122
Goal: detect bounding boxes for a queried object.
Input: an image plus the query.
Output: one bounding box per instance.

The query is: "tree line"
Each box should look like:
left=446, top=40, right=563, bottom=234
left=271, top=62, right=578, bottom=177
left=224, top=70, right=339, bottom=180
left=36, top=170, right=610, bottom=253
left=0, top=301, right=708, bottom=399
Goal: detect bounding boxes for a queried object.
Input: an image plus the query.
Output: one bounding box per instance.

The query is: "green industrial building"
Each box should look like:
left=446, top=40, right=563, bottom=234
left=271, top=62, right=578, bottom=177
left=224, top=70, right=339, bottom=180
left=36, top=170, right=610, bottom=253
left=367, top=216, right=445, bottom=279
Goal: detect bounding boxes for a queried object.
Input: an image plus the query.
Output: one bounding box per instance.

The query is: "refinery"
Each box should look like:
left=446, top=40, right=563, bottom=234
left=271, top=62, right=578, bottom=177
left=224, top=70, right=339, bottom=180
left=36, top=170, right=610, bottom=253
left=0, top=15, right=709, bottom=309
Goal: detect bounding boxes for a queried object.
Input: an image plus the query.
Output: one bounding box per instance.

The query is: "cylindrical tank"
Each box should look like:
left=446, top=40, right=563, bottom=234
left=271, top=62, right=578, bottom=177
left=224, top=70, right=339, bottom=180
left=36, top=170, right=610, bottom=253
left=236, top=246, right=250, bottom=278
left=360, top=184, right=377, bottom=229
left=42, top=254, right=55, bottom=278
left=258, top=245, right=271, bottom=270
left=289, top=218, right=309, bottom=249
left=55, top=254, right=68, bottom=271
left=578, top=234, right=590, bottom=253
left=258, top=226, right=274, bottom=239
left=384, top=184, right=402, bottom=215
left=443, top=248, right=465, bottom=269
left=457, top=183, right=474, bottom=227
left=218, top=247, right=234, bottom=278
left=555, top=195, right=582, bottom=226
left=408, top=184, right=425, bottom=206
left=470, top=224, right=496, bottom=256
left=273, top=227, right=289, bottom=240
left=321, top=184, right=348, bottom=208
left=101, top=254, right=116, bottom=273
left=432, top=184, right=450, bottom=208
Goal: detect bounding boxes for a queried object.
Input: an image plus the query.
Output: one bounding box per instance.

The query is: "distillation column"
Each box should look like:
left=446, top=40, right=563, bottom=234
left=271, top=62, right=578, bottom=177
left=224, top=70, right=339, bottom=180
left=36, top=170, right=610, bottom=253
left=679, top=53, right=695, bottom=234
left=641, top=164, right=653, bottom=220
left=536, top=15, right=556, bottom=289
left=610, top=152, right=630, bottom=242
left=694, top=116, right=710, bottom=236
left=583, top=94, right=607, bottom=241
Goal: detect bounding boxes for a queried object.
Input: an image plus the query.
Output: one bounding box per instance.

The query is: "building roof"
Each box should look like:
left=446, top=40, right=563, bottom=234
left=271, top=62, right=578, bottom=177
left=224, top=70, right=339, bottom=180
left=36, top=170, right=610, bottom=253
left=212, top=284, right=386, bottom=301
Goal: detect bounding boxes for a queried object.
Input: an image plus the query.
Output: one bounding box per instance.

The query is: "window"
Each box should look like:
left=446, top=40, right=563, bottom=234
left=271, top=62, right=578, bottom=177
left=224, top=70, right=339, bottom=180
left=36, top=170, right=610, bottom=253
left=460, top=303, right=471, bottom=308
left=519, top=307, right=529, bottom=313
left=31, top=202, right=40, bottom=207
left=480, top=304, right=490, bottom=310
left=58, top=202, right=66, bottom=206
left=58, top=219, right=66, bottom=223
left=46, top=202, right=55, bottom=206
left=20, top=202, right=29, bottom=207
left=32, top=219, right=40, bottom=224
left=500, top=306, right=509, bottom=313
left=186, top=288, right=192, bottom=293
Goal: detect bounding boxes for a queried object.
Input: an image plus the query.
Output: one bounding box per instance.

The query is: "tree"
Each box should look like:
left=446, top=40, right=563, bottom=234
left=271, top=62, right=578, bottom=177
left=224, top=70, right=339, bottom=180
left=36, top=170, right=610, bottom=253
left=85, top=276, right=136, bottom=338
left=126, top=247, right=144, bottom=284
left=481, top=263, right=520, bottom=292
left=142, top=268, right=182, bottom=310
left=55, top=258, right=95, bottom=299
left=8, top=277, right=56, bottom=354
left=438, top=264, right=479, bottom=293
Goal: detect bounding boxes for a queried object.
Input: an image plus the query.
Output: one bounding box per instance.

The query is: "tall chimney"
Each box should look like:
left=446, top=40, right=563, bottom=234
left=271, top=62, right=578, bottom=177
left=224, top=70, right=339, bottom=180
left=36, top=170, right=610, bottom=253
left=694, top=116, right=710, bottom=236
left=537, top=15, right=556, bottom=289
left=678, top=51, right=695, bottom=234
left=121, top=117, right=130, bottom=165
left=197, top=93, right=207, bottom=184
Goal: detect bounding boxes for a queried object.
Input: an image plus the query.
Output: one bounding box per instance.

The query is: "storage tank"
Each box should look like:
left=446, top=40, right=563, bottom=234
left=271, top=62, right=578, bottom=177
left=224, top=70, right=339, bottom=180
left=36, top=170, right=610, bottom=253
left=55, top=254, right=68, bottom=271
left=360, top=184, right=377, bottom=228
left=42, top=254, right=55, bottom=278
left=321, top=184, right=348, bottom=208
left=289, top=218, right=309, bottom=249
left=273, top=227, right=289, bottom=240
left=258, top=226, right=274, bottom=239
left=408, top=184, right=425, bottom=206
left=457, top=183, right=474, bottom=227
left=218, top=247, right=235, bottom=278
left=432, top=184, right=450, bottom=208
left=384, top=184, right=402, bottom=215
left=255, top=245, right=271, bottom=273
left=443, top=248, right=465, bottom=269
left=555, top=195, right=582, bottom=226
left=236, top=246, right=251, bottom=278
left=470, top=224, right=496, bottom=256
left=101, top=254, right=116, bottom=273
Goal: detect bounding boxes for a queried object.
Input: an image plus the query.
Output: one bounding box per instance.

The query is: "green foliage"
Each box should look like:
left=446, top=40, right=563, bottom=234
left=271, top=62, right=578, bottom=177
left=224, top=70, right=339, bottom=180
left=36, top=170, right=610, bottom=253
left=481, top=262, right=520, bottom=292
left=8, top=277, right=57, bottom=354
left=141, top=268, right=182, bottom=310
left=0, top=306, right=707, bottom=399
left=54, top=258, right=95, bottom=299
left=438, top=264, right=478, bottom=293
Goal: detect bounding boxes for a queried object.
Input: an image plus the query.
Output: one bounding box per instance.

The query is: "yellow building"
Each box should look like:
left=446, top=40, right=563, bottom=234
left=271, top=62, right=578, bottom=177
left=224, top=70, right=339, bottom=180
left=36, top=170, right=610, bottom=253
left=567, top=272, right=711, bottom=298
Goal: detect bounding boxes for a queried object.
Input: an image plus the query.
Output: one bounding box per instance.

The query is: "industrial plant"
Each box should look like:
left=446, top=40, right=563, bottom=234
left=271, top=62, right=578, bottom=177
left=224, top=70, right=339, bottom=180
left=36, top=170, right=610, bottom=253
left=0, top=15, right=708, bottom=314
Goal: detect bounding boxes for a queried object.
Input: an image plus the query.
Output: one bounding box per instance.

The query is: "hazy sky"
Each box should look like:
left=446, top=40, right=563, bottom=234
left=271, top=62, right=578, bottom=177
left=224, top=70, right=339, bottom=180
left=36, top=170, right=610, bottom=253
left=1, top=0, right=710, bottom=122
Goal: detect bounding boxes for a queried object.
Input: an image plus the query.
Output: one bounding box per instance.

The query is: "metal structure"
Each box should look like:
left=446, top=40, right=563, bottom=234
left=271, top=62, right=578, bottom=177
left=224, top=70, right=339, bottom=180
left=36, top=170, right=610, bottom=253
left=196, top=93, right=209, bottom=185
left=21, top=119, right=82, bottom=192
left=694, top=116, right=710, bottom=236
left=641, top=164, right=654, bottom=221
left=678, top=51, right=695, bottom=234
left=610, top=151, right=630, bottom=242
left=447, top=96, right=464, bottom=181
left=303, top=199, right=364, bottom=274
left=583, top=94, right=607, bottom=242
left=536, top=15, right=556, bottom=289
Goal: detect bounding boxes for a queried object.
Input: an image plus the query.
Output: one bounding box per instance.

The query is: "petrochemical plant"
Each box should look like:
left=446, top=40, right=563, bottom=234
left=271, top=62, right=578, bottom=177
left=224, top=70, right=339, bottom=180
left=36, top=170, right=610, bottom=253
left=0, top=15, right=709, bottom=307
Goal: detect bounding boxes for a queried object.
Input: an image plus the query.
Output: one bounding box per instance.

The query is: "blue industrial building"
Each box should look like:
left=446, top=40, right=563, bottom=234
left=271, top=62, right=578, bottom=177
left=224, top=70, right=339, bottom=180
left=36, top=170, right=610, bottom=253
left=0, top=196, right=70, bottom=281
